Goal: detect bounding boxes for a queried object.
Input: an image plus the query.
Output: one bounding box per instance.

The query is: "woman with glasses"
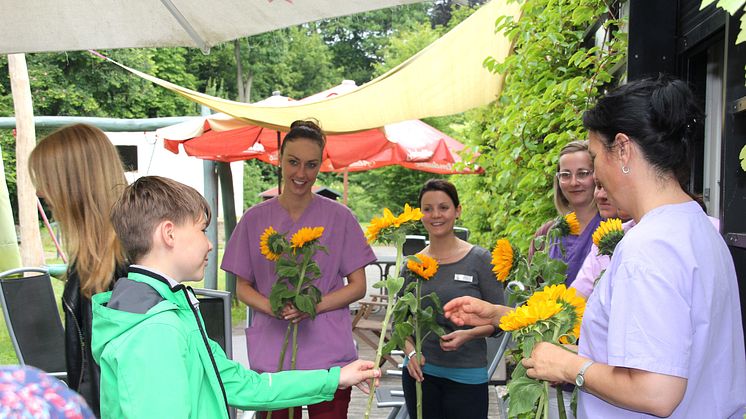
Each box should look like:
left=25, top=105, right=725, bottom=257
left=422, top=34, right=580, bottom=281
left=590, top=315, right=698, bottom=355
left=532, top=140, right=601, bottom=287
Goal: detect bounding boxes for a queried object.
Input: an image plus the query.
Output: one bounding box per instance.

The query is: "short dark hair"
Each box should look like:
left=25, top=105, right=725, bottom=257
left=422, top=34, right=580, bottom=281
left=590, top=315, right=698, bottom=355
left=582, top=74, right=702, bottom=183
left=111, top=176, right=211, bottom=263
left=418, top=179, right=460, bottom=208
left=280, top=119, right=326, bottom=157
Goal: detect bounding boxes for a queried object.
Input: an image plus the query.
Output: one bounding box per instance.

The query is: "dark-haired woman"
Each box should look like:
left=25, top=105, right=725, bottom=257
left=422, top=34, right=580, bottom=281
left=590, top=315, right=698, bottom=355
left=522, top=76, right=746, bottom=417
left=401, top=179, right=504, bottom=419
left=222, top=120, right=376, bottom=419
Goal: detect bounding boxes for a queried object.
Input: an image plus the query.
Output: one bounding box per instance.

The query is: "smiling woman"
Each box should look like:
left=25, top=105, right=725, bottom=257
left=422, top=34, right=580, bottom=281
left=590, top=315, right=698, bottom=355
left=530, top=141, right=601, bottom=288
left=221, top=120, right=377, bottom=419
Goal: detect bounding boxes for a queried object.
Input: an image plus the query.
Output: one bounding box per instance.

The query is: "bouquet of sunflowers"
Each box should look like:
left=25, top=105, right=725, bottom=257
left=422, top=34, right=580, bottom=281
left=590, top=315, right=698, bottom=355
left=260, top=226, right=326, bottom=419
left=499, top=284, right=585, bottom=419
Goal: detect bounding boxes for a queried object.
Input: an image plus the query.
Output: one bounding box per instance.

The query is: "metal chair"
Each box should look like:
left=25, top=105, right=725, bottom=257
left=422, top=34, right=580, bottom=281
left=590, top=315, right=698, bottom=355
left=193, top=288, right=236, bottom=419
left=402, top=235, right=427, bottom=256
left=453, top=226, right=470, bottom=241
left=0, top=267, right=67, bottom=382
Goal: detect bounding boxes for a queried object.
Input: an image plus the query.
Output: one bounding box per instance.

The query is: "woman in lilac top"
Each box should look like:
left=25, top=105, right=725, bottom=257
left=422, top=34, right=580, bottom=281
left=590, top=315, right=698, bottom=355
left=222, top=120, right=376, bottom=419
left=531, top=140, right=601, bottom=286
left=522, top=76, right=746, bottom=417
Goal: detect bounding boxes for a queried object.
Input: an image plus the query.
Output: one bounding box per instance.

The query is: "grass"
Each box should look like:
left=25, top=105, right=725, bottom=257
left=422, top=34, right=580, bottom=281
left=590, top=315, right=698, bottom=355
left=0, top=228, right=248, bottom=364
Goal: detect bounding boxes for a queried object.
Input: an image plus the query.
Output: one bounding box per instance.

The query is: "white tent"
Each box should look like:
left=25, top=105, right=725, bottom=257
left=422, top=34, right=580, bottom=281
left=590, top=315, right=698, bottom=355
left=0, top=0, right=422, bottom=54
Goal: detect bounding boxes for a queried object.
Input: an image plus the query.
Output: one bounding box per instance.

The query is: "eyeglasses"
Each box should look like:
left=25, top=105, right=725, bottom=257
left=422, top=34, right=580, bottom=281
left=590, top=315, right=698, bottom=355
left=556, top=169, right=593, bottom=184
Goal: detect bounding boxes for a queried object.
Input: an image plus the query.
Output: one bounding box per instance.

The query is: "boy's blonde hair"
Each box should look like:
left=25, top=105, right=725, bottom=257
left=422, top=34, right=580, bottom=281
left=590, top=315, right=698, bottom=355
left=28, top=124, right=127, bottom=297
left=111, top=176, right=211, bottom=263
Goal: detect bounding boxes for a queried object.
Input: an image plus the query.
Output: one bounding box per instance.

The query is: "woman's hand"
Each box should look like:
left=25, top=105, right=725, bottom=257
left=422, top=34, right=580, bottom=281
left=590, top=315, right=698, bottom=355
left=406, top=353, right=426, bottom=382
left=521, top=341, right=580, bottom=384
left=280, top=302, right=310, bottom=324
left=443, top=296, right=509, bottom=327
left=439, top=330, right=472, bottom=351
left=338, top=360, right=381, bottom=394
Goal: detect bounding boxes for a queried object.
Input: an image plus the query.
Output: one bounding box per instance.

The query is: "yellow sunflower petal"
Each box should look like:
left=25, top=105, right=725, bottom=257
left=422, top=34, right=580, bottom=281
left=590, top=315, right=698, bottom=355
left=290, top=226, right=324, bottom=249
left=491, top=239, right=515, bottom=282
left=565, top=212, right=580, bottom=235
left=260, top=226, right=282, bottom=261
left=407, top=253, right=439, bottom=280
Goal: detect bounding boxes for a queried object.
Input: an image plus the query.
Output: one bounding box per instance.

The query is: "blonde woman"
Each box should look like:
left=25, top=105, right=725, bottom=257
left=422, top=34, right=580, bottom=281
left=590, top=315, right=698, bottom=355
left=29, top=124, right=128, bottom=416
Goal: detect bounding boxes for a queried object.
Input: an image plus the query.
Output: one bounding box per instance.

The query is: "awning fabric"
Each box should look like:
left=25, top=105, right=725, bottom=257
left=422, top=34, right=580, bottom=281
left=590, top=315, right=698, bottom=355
left=1, top=0, right=423, bottom=54
left=104, top=0, right=521, bottom=133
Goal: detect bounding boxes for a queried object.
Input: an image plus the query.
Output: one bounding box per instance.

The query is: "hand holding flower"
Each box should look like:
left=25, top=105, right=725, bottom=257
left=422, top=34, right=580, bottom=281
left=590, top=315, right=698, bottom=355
left=522, top=341, right=583, bottom=384
left=339, top=360, right=381, bottom=394
left=281, top=302, right=311, bottom=324
left=405, top=352, right=426, bottom=382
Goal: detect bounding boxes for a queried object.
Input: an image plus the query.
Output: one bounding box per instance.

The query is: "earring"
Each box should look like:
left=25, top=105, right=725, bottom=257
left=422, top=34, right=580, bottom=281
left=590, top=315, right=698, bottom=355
left=621, top=166, right=630, bottom=174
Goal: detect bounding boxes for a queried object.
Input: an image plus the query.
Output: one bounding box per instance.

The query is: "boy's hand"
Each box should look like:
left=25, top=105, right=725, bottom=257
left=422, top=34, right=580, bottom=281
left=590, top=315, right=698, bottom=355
left=338, top=360, right=380, bottom=394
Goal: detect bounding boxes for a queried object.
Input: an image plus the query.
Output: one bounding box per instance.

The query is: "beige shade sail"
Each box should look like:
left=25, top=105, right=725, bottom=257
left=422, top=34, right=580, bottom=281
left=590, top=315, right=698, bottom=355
left=0, top=0, right=423, bottom=54
left=103, top=0, right=521, bottom=133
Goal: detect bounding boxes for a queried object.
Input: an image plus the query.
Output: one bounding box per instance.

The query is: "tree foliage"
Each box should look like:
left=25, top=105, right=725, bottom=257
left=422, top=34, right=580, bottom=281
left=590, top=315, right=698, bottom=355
left=453, top=0, right=626, bottom=251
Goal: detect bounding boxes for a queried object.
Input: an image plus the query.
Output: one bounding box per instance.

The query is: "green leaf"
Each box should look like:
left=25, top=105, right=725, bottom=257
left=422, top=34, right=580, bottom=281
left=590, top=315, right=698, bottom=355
left=394, top=322, right=415, bottom=338
left=372, top=280, right=386, bottom=289
left=276, top=264, right=299, bottom=278
left=386, top=276, right=405, bottom=295
left=507, top=376, right=544, bottom=416
left=294, top=294, right=316, bottom=317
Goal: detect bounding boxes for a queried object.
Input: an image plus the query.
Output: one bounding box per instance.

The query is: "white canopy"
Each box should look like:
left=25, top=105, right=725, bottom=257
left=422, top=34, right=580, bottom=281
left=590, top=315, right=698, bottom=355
left=0, top=0, right=422, bottom=54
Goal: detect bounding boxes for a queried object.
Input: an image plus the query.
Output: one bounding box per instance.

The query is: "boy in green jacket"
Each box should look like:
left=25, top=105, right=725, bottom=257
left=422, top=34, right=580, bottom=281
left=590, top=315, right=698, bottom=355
left=91, top=176, right=379, bottom=418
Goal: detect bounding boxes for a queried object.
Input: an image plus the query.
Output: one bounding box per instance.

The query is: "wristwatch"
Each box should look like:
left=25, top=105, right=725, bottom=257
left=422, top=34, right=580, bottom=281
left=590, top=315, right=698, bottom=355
left=575, top=360, right=594, bottom=388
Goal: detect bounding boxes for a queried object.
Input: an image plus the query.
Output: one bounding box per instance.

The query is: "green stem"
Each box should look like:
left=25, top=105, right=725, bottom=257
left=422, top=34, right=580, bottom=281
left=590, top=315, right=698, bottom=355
left=268, top=316, right=293, bottom=419
left=556, top=385, right=567, bottom=419
left=364, top=237, right=405, bottom=419
left=543, top=381, right=550, bottom=419
left=415, top=279, right=422, bottom=419
left=533, top=388, right=546, bottom=419
left=287, top=252, right=310, bottom=419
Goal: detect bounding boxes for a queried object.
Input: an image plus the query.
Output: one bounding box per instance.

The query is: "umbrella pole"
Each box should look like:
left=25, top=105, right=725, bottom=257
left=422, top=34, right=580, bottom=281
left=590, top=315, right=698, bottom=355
left=343, top=168, right=349, bottom=206
left=276, top=131, right=282, bottom=195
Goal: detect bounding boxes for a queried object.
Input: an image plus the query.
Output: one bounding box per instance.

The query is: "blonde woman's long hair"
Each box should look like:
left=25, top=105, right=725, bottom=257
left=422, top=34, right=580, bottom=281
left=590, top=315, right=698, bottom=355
left=29, top=124, right=127, bottom=297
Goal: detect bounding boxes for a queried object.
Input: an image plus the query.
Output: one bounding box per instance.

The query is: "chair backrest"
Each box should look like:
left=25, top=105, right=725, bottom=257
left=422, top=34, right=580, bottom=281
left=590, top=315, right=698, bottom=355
left=402, top=235, right=427, bottom=256
left=0, top=268, right=66, bottom=374
left=193, top=288, right=233, bottom=359
left=453, top=226, right=470, bottom=241
left=486, top=332, right=511, bottom=380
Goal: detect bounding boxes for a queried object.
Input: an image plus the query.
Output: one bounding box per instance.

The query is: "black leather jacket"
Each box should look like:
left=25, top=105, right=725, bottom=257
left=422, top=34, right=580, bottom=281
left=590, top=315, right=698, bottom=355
left=62, top=264, right=126, bottom=418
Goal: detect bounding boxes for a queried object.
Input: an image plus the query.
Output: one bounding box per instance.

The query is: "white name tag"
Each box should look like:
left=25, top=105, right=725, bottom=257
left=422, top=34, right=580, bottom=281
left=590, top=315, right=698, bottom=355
left=454, top=274, right=473, bottom=283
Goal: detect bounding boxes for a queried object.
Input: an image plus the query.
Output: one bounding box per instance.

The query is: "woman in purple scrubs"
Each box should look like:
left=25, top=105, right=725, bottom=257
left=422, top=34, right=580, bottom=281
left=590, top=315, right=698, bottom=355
left=522, top=76, right=746, bottom=418
left=222, top=120, right=376, bottom=419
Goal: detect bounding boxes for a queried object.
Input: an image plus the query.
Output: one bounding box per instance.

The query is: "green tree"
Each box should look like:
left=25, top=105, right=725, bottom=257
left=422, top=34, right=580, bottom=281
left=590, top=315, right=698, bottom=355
left=453, top=0, right=626, bottom=250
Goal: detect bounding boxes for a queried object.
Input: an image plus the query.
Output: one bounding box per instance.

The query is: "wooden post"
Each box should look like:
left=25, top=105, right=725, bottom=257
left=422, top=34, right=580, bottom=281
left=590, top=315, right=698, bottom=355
left=343, top=168, right=349, bottom=206
left=8, top=53, right=44, bottom=267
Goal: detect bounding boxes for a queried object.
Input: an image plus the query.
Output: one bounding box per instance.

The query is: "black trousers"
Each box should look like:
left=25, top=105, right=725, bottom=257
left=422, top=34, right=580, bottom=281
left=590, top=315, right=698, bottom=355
left=402, top=368, right=489, bottom=419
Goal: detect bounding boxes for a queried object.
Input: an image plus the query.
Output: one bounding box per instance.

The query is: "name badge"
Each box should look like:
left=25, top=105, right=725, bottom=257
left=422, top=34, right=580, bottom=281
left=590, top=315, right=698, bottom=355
left=454, top=274, right=473, bottom=283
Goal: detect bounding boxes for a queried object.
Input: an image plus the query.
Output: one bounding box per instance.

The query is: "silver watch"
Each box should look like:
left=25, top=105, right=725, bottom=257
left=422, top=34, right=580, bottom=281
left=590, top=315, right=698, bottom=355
left=575, top=360, right=594, bottom=388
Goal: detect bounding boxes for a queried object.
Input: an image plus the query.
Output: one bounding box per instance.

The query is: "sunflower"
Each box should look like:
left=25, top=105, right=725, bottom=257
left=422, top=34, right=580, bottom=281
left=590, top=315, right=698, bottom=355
left=498, top=299, right=563, bottom=332
left=491, top=239, right=516, bottom=282
left=565, top=212, right=580, bottom=235
left=527, top=284, right=586, bottom=342
left=395, top=203, right=424, bottom=226
left=260, top=226, right=283, bottom=261
left=290, top=226, right=324, bottom=250
left=365, top=208, right=398, bottom=243
left=592, top=218, right=625, bottom=256
left=407, top=253, right=439, bottom=280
